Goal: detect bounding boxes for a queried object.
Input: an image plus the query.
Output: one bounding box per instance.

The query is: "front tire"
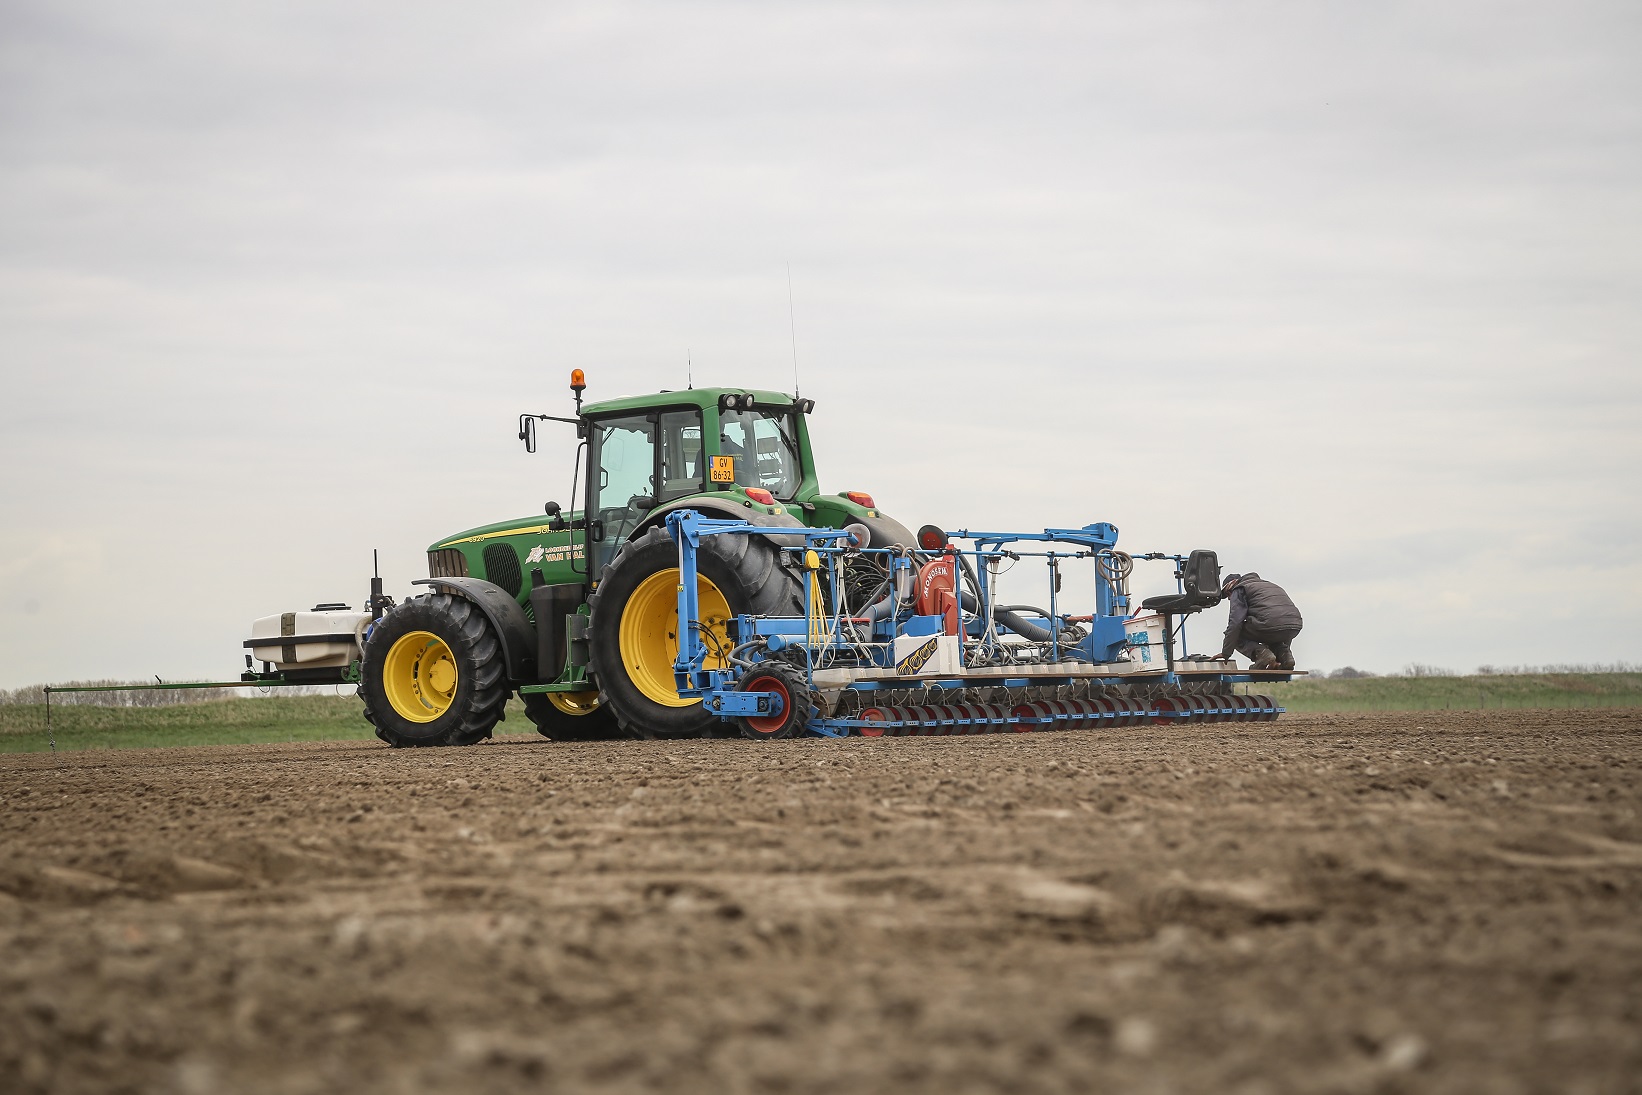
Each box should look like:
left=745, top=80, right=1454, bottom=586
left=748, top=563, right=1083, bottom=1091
left=522, top=690, right=624, bottom=742
left=588, top=524, right=804, bottom=740
left=360, top=593, right=509, bottom=747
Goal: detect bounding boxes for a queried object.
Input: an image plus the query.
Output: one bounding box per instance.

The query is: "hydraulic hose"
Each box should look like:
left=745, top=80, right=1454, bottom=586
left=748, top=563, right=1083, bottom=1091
left=958, top=591, right=1055, bottom=644
left=860, top=589, right=897, bottom=625
left=945, top=552, right=1057, bottom=643
left=854, top=578, right=890, bottom=616
left=863, top=570, right=1053, bottom=642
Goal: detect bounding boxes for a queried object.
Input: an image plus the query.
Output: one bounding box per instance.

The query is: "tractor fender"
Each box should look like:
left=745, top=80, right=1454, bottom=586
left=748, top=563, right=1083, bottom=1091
left=853, top=512, right=919, bottom=551
left=635, top=500, right=916, bottom=552
left=632, top=498, right=809, bottom=542
left=411, top=577, right=537, bottom=685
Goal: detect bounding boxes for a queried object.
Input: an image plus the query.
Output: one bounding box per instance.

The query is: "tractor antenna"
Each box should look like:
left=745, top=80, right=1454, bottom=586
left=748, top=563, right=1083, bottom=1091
left=787, top=263, right=800, bottom=398
left=687, top=349, right=692, bottom=389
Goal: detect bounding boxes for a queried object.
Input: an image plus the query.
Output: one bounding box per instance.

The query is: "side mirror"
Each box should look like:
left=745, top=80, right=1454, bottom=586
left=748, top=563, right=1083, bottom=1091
left=520, top=417, right=537, bottom=453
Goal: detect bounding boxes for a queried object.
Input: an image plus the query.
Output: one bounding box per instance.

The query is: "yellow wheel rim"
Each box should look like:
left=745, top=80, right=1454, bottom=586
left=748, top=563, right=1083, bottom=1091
left=548, top=690, right=602, bottom=716
left=619, top=569, right=731, bottom=708
left=383, top=630, right=459, bottom=722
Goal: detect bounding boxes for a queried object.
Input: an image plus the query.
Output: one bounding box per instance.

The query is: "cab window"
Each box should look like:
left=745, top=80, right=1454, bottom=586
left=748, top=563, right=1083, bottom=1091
left=717, top=409, right=801, bottom=498
left=657, top=411, right=702, bottom=501
left=594, top=414, right=654, bottom=517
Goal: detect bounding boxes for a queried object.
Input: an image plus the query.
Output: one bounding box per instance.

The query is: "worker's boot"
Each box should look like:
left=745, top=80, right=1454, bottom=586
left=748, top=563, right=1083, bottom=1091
left=1249, top=647, right=1279, bottom=671
left=1272, top=640, right=1296, bottom=670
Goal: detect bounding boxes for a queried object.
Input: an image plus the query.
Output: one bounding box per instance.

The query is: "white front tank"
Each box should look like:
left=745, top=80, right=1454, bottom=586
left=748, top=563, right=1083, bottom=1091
left=247, top=608, right=370, bottom=670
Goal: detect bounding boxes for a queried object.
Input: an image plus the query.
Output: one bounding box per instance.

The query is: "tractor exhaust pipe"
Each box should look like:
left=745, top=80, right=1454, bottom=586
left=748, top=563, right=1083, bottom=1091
left=369, top=550, right=387, bottom=622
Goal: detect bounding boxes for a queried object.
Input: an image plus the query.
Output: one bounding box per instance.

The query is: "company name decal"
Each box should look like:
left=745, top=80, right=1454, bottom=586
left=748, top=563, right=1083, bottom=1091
left=525, top=543, right=585, bottom=565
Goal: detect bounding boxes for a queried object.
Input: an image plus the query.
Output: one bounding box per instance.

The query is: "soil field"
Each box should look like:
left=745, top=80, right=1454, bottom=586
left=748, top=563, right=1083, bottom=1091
left=1, top=710, right=1639, bottom=1095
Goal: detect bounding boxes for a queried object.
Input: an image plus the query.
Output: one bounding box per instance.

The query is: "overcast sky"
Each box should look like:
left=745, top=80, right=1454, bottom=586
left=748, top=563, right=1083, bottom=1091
left=2, top=0, right=1639, bottom=688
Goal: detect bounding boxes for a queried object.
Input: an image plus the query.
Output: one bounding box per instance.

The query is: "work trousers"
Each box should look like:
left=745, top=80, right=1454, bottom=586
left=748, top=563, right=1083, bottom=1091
left=1236, top=624, right=1301, bottom=666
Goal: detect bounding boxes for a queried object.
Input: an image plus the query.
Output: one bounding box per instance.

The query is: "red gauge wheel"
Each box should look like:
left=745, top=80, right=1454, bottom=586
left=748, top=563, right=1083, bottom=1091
left=736, top=664, right=809, bottom=740
left=1088, top=696, right=1116, bottom=725
left=857, top=706, right=889, bottom=737
left=1010, top=701, right=1045, bottom=731
left=909, top=704, right=944, bottom=730
left=1151, top=695, right=1187, bottom=725
left=887, top=706, right=919, bottom=735
left=930, top=705, right=964, bottom=735
left=1065, top=698, right=1096, bottom=729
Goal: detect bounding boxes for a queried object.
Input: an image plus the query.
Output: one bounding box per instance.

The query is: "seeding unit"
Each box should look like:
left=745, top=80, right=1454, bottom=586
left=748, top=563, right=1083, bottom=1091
left=665, top=511, right=1284, bottom=739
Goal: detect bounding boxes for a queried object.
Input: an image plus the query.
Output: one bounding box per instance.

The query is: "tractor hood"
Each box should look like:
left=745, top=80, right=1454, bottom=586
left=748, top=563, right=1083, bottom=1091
left=429, top=514, right=575, bottom=551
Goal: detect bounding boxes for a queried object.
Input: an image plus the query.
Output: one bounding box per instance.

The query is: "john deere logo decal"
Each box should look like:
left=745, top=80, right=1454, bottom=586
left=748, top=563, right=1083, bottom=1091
left=896, top=637, right=939, bottom=675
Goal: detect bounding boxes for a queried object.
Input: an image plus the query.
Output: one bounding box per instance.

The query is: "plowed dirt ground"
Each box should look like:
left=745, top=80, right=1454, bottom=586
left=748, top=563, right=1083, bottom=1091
left=2, top=710, right=1639, bottom=1095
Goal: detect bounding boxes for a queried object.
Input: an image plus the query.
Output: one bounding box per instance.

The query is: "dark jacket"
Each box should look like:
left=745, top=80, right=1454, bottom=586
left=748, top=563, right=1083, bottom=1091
left=1220, top=573, right=1303, bottom=654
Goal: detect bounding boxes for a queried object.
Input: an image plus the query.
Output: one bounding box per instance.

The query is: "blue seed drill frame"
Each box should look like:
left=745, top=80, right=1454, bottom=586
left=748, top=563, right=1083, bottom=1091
left=665, top=510, right=1290, bottom=738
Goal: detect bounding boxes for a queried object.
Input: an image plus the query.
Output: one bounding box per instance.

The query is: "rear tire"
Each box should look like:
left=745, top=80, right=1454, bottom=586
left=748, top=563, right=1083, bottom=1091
left=588, top=523, right=804, bottom=740
left=522, top=691, right=625, bottom=742
left=360, top=593, right=509, bottom=747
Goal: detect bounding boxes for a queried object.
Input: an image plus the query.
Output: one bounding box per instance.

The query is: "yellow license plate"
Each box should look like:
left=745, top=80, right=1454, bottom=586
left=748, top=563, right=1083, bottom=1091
left=709, top=455, right=735, bottom=483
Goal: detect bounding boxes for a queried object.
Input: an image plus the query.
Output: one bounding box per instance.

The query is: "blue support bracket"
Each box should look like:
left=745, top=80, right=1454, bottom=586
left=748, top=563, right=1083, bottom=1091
left=807, top=719, right=850, bottom=739
left=702, top=688, right=785, bottom=719
left=665, top=512, right=778, bottom=697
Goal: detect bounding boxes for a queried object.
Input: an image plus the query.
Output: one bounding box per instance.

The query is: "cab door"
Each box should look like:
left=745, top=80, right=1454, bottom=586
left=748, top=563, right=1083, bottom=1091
left=585, top=408, right=703, bottom=583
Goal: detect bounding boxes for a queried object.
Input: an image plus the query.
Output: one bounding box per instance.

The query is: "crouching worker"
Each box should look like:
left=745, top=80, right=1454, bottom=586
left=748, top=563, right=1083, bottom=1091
left=1218, top=573, right=1302, bottom=670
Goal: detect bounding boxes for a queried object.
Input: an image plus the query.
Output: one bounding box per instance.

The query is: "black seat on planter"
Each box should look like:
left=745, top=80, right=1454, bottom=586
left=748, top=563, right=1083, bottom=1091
left=1141, top=590, right=1214, bottom=615
left=1138, top=550, right=1222, bottom=673
left=1140, top=549, right=1222, bottom=616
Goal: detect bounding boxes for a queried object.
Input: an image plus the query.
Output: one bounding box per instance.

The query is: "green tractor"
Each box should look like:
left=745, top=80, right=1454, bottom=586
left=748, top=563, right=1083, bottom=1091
left=358, top=372, right=917, bottom=745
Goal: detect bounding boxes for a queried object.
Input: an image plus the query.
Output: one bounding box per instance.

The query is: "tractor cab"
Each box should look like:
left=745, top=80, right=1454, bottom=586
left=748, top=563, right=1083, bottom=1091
left=577, top=387, right=821, bottom=580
